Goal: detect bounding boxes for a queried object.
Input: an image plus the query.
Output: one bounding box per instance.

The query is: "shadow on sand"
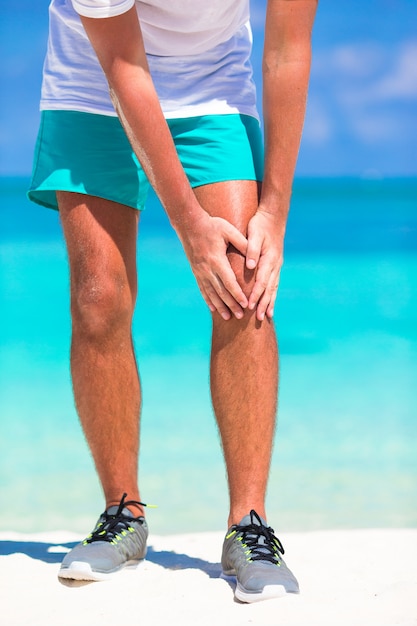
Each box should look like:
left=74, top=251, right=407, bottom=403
left=0, top=539, right=223, bottom=580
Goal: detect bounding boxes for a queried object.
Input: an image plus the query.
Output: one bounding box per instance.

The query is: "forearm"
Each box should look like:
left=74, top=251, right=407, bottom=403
left=109, top=73, right=202, bottom=232
left=260, top=0, right=317, bottom=226
left=261, top=51, right=312, bottom=224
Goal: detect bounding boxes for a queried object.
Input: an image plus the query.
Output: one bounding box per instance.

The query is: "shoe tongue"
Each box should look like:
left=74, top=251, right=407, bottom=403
left=106, top=505, right=134, bottom=518
left=238, top=511, right=267, bottom=527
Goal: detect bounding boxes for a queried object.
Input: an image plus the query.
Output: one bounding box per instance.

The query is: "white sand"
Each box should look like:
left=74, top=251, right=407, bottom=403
left=1, top=528, right=416, bottom=626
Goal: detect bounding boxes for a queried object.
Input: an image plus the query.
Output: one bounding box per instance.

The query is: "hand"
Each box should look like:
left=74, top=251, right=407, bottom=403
left=178, top=212, right=249, bottom=320
left=246, top=209, right=285, bottom=321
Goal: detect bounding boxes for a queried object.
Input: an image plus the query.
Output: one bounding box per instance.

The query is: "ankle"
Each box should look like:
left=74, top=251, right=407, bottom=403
left=228, top=505, right=267, bottom=528
left=126, top=501, right=145, bottom=517
left=105, top=491, right=145, bottom=518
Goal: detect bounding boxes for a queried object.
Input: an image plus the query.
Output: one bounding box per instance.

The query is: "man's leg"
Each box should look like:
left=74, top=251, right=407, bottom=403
left=57, top=191, right=143, bottom=516
left=193, top=180, right=277, bottom=528
left=195, top=180, right=299, bottom=601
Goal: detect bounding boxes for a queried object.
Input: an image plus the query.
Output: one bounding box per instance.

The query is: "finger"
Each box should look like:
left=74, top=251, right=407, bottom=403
left=246, top=220, right=263, bottom=270
left=248, top=264, right=269, bottom=311
left=256, top=289, right=273, bottom=321
left=217, top=263, right=248, bottom=312
left=193, top=255, right=247, bottom=318
left=255, top=287, right=269, bottom=321
left=266, top=291, right=277, bottom=319
left=266, top=269, right=281, bottom=319
left=204, top=283, right=232, bottom=320
left=206, top=270, right=247, bottom=318
left=203, top=272, right=246, bottom=320
left=206, top=268, right=246, bottom=319
left=215, top=282, right=245, bottom=319
left=248, top=258, right=279, bottom=313
left=256, top=272, right=279, bottom=321
left=255, top=290, right=271, bottom=321
left=198, top=282, right=218, bottom=314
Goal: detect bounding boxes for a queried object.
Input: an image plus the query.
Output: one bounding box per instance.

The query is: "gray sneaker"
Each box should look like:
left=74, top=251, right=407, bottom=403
left=221, top=509, right=299, bottom=603
left=58, top=493, right=149, bottom=582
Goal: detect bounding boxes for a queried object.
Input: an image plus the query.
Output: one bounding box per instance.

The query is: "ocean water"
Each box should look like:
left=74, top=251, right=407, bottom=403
left=0, top=177, right=416, bottom=535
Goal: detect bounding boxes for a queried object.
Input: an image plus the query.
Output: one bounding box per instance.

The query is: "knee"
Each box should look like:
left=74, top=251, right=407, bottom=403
left=70, top=273, right=135, bottom=342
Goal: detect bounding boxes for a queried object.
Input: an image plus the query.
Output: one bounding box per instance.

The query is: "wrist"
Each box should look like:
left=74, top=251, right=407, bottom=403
left=259, top=178, right=292, bottom=214
left=257, top=196, right=290, bottom=224
left=254, top=201, right=288, bottom=241
left=168, top=192, right=208, bottom=240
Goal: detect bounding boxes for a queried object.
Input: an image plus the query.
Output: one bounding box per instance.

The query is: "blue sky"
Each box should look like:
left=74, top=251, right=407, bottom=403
left=1, top=0, right=416, bottom=177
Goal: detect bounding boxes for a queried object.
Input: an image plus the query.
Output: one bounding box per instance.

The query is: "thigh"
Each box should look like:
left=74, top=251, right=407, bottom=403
left=57, top=192, right=139, bottom=300
left=194, top=179, right=260, bottom=232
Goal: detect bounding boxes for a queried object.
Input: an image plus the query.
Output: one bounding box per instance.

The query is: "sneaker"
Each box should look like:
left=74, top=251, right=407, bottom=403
left=58, top=493, right=149, bottom=581
left=221, top=509, right=299, bottom=603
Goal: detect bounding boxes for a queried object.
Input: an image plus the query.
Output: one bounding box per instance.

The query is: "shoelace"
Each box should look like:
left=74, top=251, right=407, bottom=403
left=84, top=493, right=149, bottom=545
left=233, top=509, right=285, bottom=564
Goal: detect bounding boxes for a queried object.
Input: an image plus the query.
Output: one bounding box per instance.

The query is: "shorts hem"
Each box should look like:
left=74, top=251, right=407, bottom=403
left=191, top=175, right=263, bottom=189
left=27, top=186, right=145, bottom=212
left=27, top=189, right=59, bottom=211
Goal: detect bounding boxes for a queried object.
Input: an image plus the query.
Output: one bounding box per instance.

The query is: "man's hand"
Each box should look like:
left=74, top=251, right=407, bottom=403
left=177, top=211, right=249, bottom=321
left=246, top=209, right=285, bottom=321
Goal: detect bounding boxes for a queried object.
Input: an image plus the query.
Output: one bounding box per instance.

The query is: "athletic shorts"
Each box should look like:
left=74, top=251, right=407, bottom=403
left=28, top=110, right=264, bottom=211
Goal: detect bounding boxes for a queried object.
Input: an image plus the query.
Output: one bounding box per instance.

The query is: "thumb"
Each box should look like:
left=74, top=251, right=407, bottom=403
left=224, top=221, right=248, bottom=257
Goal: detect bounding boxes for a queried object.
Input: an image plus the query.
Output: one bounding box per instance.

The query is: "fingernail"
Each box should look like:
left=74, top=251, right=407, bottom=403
left=222, top=312, right=230, bottom=320
left=247, top=259, right=256, bottom=269
left=235, top=311, right=244, bottom=319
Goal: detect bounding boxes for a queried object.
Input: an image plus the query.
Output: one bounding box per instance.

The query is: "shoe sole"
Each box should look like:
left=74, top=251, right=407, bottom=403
left=58, top=559, right=143, bottom=582
left=221, top=573, right=288, bottom=603
left=235, top=582, right=287, bottom=603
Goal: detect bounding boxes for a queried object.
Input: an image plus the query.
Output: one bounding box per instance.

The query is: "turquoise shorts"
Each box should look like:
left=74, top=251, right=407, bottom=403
left=28, top=110, right=264, bottom=211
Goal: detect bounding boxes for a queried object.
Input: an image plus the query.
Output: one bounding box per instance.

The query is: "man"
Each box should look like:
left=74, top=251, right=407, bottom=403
left=28, top=0, right=317, bottom=603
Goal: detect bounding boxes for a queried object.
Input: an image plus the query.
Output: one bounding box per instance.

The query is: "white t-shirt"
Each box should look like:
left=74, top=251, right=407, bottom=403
left=40, top=0, right=259, bottom=120
left=72, top=0, right=250, bottom=56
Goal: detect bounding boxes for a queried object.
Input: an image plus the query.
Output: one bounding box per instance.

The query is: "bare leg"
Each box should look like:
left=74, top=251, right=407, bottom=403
left=194, top=181, right=278, bottom=528
left=57, top=192, right=143, bottom=516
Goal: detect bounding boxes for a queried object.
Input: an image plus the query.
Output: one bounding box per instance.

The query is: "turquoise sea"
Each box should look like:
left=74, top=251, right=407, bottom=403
left=0, top=177, right=416, bottom=535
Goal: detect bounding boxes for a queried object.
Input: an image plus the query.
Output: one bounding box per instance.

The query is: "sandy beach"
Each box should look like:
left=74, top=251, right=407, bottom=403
left=1, top=528, right=416, bottom=625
